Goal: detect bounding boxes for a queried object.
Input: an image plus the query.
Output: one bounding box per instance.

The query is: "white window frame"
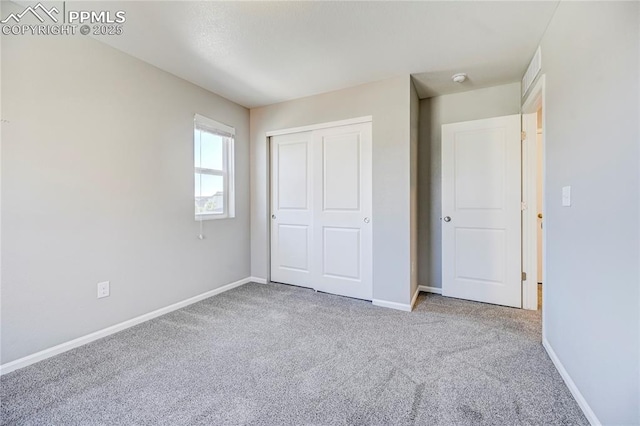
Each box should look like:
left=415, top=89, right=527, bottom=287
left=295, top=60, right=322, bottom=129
left=194, top=114, right=235, bottom=220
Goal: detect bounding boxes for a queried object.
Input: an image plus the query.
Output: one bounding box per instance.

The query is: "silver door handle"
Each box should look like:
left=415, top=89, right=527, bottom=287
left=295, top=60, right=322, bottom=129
left=364, top=217, right=370, bottom=223
left=271, top=214, right=276, bottom=219
left=443, top=216, right=451, bottom=222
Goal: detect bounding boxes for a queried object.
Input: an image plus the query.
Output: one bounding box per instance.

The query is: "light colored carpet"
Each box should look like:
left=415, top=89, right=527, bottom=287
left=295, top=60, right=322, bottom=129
left=1, top=282, right=586, bottom=425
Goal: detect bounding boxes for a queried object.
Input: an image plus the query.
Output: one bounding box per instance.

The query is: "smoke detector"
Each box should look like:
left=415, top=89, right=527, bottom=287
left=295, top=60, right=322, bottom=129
left=452, top=73, right=467, bottom=83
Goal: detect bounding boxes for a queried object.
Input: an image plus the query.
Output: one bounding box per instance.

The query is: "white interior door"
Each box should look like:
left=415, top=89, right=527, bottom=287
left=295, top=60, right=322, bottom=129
left=270, top=121, right=373, bottom=300
left=270, top=131, right=314, bottom=288
left=442, top=115, right=522, bottom=308
left=312, top=123, right=372, bottom=300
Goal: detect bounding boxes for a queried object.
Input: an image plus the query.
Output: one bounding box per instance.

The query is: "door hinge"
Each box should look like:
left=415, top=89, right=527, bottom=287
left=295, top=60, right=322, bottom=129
left=521, top=201, right=527, bottom=211
left=521, top=131, right=527, bottom=141
left=522, top=272, right=527, bottom=281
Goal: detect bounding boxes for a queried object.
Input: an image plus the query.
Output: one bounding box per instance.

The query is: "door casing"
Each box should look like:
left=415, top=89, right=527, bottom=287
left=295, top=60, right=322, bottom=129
left=522, top=75, right=547, bottom=313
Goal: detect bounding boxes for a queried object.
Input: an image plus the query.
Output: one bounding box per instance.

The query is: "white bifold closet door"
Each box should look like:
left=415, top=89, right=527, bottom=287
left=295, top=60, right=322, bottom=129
left=270, top=122, right=373, bottom=300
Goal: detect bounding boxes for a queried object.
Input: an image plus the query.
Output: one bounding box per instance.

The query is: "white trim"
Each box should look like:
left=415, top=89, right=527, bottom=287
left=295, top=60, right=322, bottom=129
left=522, top=74, right=545, bottom=113
left=522, top=46, right=542, bottom=98
left=418, top=285, right=443, bottom=295
left=372, top=299, right=412, bottom=312
left=249, top=276, right=268, bottom=284
left=410, top=288, right=420, bottom=310
left=521, top=112, right=539, bottom=310
left=543, top=338, right=601, bottom=425
left=0, top=277, right=253, bottom=376
left=265, top=116, right=372, bottom=137
left=194, top=113, right=235, bottom=136
left=195, top=212, right=229, bottom=221
left=521, top=75, right=546, bottom=315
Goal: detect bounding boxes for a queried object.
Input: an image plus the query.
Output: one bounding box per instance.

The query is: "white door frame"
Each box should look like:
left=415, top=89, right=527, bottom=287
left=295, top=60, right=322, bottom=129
left=265, top=116, right=373, bottom=286
left=521, top=75, right=546, bottom=314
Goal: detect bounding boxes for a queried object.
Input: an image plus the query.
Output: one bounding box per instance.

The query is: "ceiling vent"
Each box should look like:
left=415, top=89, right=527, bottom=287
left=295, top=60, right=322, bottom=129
left=522, top=47, right=542, bottom=98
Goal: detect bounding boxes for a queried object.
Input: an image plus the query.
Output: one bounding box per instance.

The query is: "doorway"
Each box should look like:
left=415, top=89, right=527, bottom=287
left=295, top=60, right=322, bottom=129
left=269, top=119, right=373, bottom=301
left=522, top=75, right=546, bottom=312
left=535, top=108, right=544, bottom=309
left=439, top=81, right=546, bottom=311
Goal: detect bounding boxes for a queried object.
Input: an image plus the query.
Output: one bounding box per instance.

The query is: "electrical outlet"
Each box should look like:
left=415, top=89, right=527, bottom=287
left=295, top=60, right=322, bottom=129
left=97, top=281, right=110, bottom=299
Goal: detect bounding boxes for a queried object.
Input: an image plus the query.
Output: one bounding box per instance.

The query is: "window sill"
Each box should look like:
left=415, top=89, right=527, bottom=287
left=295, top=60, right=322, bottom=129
left=195, top=214, right=233, bottom=221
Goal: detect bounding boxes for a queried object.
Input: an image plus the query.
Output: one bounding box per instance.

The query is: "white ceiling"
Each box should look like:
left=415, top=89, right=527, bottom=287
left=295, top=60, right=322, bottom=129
left=86, top=1, right=559, bottom=108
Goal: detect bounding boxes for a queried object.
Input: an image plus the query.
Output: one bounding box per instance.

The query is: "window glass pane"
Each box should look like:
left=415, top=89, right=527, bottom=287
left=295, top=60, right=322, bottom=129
left=195, top=173, right=224, bottom=215
left=200, top=131, right=224, bottom=171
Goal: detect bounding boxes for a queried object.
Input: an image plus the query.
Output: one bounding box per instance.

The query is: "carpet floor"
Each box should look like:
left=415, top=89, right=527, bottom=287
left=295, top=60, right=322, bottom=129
left=1, top=282, right=587, bottom=425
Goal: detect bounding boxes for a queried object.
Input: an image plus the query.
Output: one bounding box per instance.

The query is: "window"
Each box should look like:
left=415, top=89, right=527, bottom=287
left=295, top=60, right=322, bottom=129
left=194, top=114, right=235, bottom=220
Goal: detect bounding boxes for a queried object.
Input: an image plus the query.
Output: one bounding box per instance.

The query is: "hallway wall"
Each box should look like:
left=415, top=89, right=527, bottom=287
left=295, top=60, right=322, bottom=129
left=535, top=2, right=639, bottom=424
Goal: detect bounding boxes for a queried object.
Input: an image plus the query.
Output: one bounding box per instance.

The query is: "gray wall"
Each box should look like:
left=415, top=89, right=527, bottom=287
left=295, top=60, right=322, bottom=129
left=410, top=80, right=419, bottom=299
left=2, top=31, right=250, bottom=363
left=250, top=76, right=413, bottom=305
left=417, top=83, right=521, bottom=288
left=538, top=2, right=639, bottom=424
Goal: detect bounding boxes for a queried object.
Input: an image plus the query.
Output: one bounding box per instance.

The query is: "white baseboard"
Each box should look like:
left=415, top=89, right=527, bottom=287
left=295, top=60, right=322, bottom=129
left=372, top=299, right=412, bottom=312
left=0, top=277, right=253, bottom=376
left=249, top=276, right=268, bottom=284
left=543, top=338, right=600, bottom=426
left=373, top=287, right=424, bottom=312
left=418, top=285, right=442, bottom=295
